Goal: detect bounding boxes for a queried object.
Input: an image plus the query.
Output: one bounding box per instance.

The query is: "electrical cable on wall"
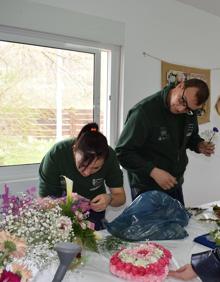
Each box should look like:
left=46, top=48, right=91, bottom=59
left=142, top=51, right=220, bottom=71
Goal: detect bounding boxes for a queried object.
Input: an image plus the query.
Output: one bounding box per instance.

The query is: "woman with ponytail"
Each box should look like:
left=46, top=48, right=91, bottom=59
left=39, top=122, right=126, bottom=230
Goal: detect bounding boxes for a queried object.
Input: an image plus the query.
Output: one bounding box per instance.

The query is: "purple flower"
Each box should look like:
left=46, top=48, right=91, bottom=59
left=71, top=199, right=90, bottom=213
left=208, top=127, right=219, bottom=143
left=0, top=185, right=36, bottom=216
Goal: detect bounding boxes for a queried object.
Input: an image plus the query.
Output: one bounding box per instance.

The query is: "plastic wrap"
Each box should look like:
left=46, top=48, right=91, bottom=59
left=105, top=191, right=190, bottom=241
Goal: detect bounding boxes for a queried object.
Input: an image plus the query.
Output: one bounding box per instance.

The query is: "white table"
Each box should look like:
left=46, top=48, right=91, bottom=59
left=33, top=202, right=219, bottom=282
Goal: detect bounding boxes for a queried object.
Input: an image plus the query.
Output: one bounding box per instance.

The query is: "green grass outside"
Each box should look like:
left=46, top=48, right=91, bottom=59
left=0, top=136, right=55, bottom=166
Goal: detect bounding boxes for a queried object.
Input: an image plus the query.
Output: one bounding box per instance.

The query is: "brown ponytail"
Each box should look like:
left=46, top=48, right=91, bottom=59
left=74, top=123, right=109, bottom=169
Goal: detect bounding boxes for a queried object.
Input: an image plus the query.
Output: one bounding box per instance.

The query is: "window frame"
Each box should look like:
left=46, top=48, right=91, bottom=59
left=0, top=25, right=121, bottom=188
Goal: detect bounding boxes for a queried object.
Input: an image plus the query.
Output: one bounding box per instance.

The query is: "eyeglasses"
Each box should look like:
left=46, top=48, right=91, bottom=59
left=180, top=90, right=206, bottom=117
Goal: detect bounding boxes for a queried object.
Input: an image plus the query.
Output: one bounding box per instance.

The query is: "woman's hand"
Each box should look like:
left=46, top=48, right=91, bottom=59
left=90, top=187, right=126, bottom=212
left=90, top=193, right=111, bottom=212
left=168, top=264, right=197, bottom=280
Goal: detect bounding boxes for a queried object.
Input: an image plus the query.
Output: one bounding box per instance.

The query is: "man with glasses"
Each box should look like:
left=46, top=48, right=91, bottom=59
left=116, top=79, right=214, bottom=205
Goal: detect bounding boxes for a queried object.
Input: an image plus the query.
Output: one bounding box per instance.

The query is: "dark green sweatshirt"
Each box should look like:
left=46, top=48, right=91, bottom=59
left=115, top=85, right=203, bottom=192
left=39, top=138, right=123, bottom=199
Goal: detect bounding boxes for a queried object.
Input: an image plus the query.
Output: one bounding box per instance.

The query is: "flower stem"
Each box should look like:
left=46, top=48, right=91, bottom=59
left=0, top=250, right=10, bottom=266
left=208, top=132, right=215, bottom=143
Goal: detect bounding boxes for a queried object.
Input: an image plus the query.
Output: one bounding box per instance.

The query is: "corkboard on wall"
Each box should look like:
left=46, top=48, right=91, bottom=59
left=161, top=61, right=210, bottom=124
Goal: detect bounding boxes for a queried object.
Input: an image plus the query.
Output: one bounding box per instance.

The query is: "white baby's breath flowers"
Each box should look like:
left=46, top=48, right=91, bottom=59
left=3, top=200, right=75, bottom=249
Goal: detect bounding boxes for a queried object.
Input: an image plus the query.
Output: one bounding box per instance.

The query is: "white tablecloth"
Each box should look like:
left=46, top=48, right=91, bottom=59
left=33, top=202, right=220, bottom=282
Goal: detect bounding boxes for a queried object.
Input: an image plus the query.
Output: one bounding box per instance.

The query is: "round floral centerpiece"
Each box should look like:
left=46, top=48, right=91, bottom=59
left=110, top=242, right=172, bottom=282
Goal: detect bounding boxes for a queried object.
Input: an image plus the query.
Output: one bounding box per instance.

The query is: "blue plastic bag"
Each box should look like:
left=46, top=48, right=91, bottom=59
left=105, top=191, right=190, bottom=241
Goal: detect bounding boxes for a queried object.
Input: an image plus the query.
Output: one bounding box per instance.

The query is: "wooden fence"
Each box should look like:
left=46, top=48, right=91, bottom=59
left=0, top=108, right=99, bottom=139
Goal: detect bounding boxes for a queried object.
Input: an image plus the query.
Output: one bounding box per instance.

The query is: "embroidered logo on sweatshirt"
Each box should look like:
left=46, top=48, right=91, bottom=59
left=90, top=178, right=104, bottom=191
left=158, top=127, right=169, bottom=141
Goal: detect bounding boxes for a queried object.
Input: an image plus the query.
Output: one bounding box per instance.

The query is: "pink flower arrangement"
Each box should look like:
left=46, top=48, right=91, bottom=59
left=58, top=192, right=97, bottom=250
left=110, top=242, right=172, bottom=282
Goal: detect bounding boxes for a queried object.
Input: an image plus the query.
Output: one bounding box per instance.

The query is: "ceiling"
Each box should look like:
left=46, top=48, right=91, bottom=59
left=175, top=0, right=220, bottom=18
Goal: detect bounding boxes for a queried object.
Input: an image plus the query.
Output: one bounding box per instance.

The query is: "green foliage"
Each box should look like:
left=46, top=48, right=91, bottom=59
left=209, top=229, right=220, bottom=246
left=97, top=235, right=129, bottom=256
left=4, top=241, right=16, bottom=253
left=60, top=201, right=98, bottom=252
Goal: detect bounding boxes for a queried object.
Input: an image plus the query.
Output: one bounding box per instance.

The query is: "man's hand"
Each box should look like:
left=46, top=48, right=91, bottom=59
left=198, top=141, right=215, bottom=156
left=90, top=194, right=111, bottom=212
left=150, top=167, right=177, bottom=190
left=168, top=264, right=197, bottom=280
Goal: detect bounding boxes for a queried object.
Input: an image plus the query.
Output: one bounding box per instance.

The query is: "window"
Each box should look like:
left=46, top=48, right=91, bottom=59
left=0, top=26, right=120, bottom=188
left=0, top=28, right=120, bottom=166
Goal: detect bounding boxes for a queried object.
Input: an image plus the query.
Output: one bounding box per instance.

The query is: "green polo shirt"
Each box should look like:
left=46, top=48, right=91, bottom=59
left=39, top=138, right=123, bottom=199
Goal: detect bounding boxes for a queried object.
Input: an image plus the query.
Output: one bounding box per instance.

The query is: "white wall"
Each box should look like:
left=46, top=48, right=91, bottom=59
left=0, top=0, right=220, bottom=209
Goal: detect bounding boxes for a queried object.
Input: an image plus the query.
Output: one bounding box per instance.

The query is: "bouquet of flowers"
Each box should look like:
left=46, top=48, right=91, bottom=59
left=0, top=183, right=98, bottom=281
left=209, top=205, right=220, bottom=246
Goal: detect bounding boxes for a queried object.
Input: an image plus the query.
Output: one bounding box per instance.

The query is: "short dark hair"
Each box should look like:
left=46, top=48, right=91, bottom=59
left=184, top=78, right=209, bottom=105
left=74, top=122, right=109, bottom=169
